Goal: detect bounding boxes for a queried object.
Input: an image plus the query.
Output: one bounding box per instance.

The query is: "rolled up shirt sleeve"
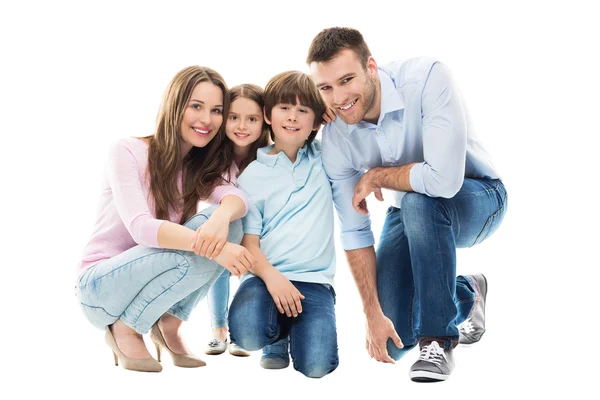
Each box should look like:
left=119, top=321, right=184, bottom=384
left=322, top=127, right=374, bottom=250
left=409, top=62, right=467, bottom=198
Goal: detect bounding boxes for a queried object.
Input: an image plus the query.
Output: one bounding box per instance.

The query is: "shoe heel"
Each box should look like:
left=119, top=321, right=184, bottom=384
left=112, top=351, right=119, bottom=366
left=155, top=343, right=162, bottom=362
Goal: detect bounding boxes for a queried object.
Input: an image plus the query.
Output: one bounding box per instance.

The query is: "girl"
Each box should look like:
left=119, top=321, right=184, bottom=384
left=76, top=66, right=256, bottom=373
left=204, top=84, right=270, bottom=357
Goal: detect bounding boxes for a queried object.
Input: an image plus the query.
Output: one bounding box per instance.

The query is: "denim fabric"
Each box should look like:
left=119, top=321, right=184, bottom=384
left=376, top=178, right=507, bottom=359
left=229, top=278, right=339, bottom=378
left=206, top=269, right=231, bottom=328
left=76, top=206, right=243, bottom=334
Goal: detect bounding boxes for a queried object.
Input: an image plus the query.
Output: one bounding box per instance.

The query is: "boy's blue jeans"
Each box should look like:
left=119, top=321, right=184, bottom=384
left=76, top=206, right=242, bottom=334
left=229, top=278, right=339, bottom=378
left=378, top=178, right=507, bottom=358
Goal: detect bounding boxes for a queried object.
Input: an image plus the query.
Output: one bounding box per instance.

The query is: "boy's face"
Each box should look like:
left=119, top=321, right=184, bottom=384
left=265, top=98, right=317, bottom=149
left=310, top=49, right=378, bottom=125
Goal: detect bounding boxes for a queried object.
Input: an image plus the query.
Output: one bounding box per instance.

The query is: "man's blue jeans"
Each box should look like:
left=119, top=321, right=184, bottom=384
left=377, top=178, right=507, bottom=359
left=229, top=278, right=339, bottom=378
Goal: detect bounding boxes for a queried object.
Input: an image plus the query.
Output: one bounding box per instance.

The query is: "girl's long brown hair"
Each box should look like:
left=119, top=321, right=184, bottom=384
left=227, top=84, right=271, bottom=175
left=146, top=66, right=233, bottom=224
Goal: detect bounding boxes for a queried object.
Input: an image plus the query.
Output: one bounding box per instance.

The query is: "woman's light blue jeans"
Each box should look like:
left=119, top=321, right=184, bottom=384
left=76, top=206, right=243, bottom=334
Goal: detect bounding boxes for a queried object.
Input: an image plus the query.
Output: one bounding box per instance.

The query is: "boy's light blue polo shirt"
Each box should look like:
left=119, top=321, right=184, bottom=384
left=236, top=141, right=336, bottom=287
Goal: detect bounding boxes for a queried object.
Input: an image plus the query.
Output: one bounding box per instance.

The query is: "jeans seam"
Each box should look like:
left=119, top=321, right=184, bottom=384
left=78, top=250, right=186, bottom=289
left=130, top=258, right=191, bottom=326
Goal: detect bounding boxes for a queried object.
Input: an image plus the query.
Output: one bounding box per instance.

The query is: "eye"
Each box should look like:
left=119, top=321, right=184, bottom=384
left=280, top=105, right=288, bottom=110
left=229, top=115, right=238, bottom=121
left=249, top=117, right=257, bottom=123
left=342, top=77, right=353, bottom=84
left=299, top=108, right=308, bottom=113
left=212, top=109, right=222, bottom=114
left=192, top=104, right=201, bottom=110
left=320, top=86, right=331, bottom=91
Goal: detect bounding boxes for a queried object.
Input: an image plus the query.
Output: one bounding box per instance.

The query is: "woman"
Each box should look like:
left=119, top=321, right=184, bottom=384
left=75, top=66, right=256, bottom=372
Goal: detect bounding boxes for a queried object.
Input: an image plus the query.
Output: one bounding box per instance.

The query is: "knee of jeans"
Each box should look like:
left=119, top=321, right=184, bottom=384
left=228, top=311, right=267, bottom=351
left=401, top=193, right=445, bottom=227
left=295, top=357, right=338, bottom=379
left=387, top=340, right=416, bottom=361
left=227, top=219, right=243, bottom=244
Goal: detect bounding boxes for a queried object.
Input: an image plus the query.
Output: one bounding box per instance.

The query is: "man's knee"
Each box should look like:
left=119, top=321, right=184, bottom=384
left=401, top=193, right=447, bottom=229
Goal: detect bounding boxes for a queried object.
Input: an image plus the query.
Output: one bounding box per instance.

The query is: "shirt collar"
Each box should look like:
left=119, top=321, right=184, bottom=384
left=256, top=143, right=311, bottom=167
left=346, top=68, right=405, bottom=134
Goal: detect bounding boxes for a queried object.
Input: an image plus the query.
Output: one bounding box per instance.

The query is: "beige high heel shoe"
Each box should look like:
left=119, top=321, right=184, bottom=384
left=150, top=324, right=206, bottom=368
left=105, top=327, right=162, bottom=372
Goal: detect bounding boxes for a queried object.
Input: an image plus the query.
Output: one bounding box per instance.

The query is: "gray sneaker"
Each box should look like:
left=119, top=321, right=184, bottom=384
left=409, top=341, right=455, bottom=382
left=259, top=337, right=290, bottom=370
left=458, top=274, right=488, bottom=345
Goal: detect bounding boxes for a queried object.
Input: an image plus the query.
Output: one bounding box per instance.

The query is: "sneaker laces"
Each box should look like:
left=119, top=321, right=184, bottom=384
left=459, top=318, right=475, bottom=334
left=418, top=341, right=446, bottom=366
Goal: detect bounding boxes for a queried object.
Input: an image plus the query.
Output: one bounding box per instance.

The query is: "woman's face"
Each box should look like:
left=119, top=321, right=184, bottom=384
left=225, top=97, right=264, bottom=149
left=179, top=81, right=224, bottom=152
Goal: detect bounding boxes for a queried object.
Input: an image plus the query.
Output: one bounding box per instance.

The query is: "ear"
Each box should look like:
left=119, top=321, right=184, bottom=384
left=263, top=106, right=272, bottom=125
left=366, top=56, right=378, bottom=79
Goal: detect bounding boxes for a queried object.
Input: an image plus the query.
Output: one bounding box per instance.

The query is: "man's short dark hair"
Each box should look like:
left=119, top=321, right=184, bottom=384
left=306, top=27, right=372, bottom=69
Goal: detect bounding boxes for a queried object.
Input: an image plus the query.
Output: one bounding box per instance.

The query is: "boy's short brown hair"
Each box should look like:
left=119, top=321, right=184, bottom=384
left=264, top=71, right=325, bottom=144
left=306, top=27, right=371, bottom=70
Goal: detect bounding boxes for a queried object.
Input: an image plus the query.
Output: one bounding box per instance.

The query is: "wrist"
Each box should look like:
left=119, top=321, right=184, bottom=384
left=212, top=206, right=234, bottom=222
left=364, top=304, right=384, bottom=319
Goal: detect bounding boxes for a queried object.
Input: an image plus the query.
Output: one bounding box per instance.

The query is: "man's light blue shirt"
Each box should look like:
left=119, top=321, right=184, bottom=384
left=321, top=57, right=500, bottom=251
left=236, top=141, right=336, bottom=287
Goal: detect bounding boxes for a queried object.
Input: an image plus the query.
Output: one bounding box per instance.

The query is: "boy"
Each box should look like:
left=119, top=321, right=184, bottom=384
left=228, top=71, right=338, bottom=379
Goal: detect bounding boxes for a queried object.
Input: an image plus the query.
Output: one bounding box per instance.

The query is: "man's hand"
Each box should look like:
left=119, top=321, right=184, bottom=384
left=352, top=170, right=384, bottom=214
left=365, top=312, right=403, bottom=364
left=264, top=271, right=305, bottom=317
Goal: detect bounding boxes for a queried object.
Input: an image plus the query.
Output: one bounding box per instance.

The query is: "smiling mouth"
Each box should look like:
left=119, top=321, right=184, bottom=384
left=283, top=127, right=300, bottom=132
left=339, top=99, right=357, bottom=111
left=193, top=127, right=210, bottom=135
left=234, top=132, right=250, bottom=139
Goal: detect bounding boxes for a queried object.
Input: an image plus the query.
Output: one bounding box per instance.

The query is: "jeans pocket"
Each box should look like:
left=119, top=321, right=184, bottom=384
left=471, top=203, right=506, bottom=247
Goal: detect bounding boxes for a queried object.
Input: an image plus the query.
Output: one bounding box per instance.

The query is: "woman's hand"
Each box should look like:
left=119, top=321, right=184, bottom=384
left=191, top=212, right=230, bottom=259
left=213, top=243, right=257, bottom=276
left=264, top=272, right=305, bottom=317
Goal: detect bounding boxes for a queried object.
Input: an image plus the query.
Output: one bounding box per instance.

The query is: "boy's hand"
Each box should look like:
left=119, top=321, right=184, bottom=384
left=213, top=243, right=257, bottom=276
left=264, top=272, right=305, bottom=317
left=191, top=212, right=230, bottom=259
left=321, top=106, right=337, bottom=124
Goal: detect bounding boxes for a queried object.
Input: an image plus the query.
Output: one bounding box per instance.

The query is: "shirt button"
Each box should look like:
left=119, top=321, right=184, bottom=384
left=376, top=128, right=380, bottom=133
left=386, top=158, right=393, bottom=163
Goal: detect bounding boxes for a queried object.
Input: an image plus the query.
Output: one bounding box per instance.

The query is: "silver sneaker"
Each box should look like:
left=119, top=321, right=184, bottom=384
left=458, top=274, right=488, bottom=345
left=409, top=341, right=455, bottom=382
left=204, top=338, right=228, bottom=355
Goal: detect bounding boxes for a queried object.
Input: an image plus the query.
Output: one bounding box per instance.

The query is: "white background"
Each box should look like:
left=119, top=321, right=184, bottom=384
left=1, top=0, right=598, bottom=398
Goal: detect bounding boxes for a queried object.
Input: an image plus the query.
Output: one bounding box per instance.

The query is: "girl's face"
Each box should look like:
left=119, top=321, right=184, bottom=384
left=225, top=97, right=264, bottom=149
left=180, top=82, right=224, bottom=152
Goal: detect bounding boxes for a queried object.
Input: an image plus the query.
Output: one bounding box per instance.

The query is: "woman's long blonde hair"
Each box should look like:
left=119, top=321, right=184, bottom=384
left=147, top=66, right=233, bottom=223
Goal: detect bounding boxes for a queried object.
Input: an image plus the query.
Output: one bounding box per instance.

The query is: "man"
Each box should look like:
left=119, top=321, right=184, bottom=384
left=307, top=27, right=507, bottom=382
